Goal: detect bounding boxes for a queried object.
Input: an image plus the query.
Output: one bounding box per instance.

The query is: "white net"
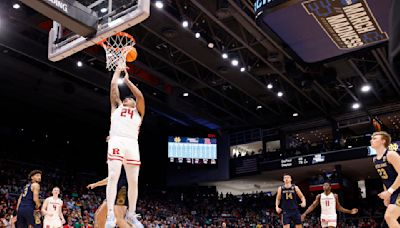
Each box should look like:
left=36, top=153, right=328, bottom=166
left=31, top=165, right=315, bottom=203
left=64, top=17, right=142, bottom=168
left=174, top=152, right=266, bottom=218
left=99, top=33, right=136, bottom=71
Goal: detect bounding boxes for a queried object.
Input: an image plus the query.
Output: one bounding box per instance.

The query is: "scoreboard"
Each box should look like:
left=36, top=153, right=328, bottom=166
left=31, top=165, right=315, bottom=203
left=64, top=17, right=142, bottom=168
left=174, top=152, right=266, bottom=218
left=168, top=136, right=217, bottom=165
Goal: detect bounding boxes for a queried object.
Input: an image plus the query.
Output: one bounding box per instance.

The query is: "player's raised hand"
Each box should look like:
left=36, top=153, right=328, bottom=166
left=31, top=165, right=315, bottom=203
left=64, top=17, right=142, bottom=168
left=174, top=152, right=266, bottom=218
left=351, top=208, right=358, bottom=214
left=116, top=62, right=125, bottom=72
left=123, top=71, right=130, bottom=82
left=275, top=206, right=282, bottom=214
left=300, top=201, right=306, bottom=208
left=301, top=214, right=306, bottom=222
left=87, top=183, right=96, bottom=189
left=384, top=197, right=390, bottom=207
left=378, top=190, right=391, bottom=202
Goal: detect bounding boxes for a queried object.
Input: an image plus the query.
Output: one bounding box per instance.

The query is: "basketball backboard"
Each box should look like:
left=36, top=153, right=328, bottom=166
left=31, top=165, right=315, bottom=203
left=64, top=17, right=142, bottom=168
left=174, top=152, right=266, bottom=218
left=31, top=0, right=150, bottom=62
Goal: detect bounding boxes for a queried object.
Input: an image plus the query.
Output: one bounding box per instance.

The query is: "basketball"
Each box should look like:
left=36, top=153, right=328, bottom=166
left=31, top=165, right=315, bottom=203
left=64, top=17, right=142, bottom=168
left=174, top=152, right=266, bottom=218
left=126, top=47, right=137, bottom=62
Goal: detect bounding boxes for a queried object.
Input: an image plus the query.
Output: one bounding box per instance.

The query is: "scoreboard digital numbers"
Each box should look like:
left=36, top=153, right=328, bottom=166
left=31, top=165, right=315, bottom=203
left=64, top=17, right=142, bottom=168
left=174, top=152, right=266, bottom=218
left=168, top=136, right=217, bottom=165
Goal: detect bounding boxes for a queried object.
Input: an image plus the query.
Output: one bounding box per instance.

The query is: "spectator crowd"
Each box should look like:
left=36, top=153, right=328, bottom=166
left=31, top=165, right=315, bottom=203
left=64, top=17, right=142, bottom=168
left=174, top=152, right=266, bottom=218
left=0, top=161, right=389, bottom=227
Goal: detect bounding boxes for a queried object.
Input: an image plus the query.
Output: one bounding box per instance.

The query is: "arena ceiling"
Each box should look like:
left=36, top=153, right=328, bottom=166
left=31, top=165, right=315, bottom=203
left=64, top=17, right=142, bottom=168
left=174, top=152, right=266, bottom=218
left=0, top=0, right=399, bottom=132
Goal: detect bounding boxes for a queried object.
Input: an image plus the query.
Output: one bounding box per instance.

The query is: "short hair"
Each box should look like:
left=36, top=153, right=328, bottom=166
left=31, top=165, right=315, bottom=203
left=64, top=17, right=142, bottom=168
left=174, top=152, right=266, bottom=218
left=283, top=173, right=291, bottom=178
left=323, top=182, right=331, bottom=185
left=372, top=131, right=392, bottom=147
left=28, top=170, right=42, bottom=180
left=123, top=95, right=135, bottom=100
left=53, top=186, right=60, bottom=191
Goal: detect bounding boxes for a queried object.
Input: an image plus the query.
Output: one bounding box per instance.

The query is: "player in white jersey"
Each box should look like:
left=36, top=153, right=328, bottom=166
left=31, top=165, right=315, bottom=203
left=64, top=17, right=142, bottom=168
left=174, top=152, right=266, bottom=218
left=41, top=187, right=65, bottom=228
left=301, top=182, right=358, bottom=227
left=106, top=64, right=145, bottom=228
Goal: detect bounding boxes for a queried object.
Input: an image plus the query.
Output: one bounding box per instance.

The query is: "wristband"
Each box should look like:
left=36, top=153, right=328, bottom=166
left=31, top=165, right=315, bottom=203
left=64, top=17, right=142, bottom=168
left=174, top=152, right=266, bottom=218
left=388, top=187, right=395, bottom=194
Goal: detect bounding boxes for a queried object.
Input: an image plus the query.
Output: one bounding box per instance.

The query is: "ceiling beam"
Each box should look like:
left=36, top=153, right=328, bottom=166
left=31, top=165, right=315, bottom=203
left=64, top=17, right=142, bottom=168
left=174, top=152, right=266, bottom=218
left=135, top=42, right=249, bottom=124
left=372, top=50, right=400, bottom=95
left=191, top=0, right=328, bottom=117
left=348, top=59, right=382, bottom=102
left=139, top=19, right=280, bottom=117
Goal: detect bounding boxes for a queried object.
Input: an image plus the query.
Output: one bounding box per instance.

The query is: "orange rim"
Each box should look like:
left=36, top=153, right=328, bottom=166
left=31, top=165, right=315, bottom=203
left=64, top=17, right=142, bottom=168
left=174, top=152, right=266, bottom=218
left=97, top=32, right=136, bottom=48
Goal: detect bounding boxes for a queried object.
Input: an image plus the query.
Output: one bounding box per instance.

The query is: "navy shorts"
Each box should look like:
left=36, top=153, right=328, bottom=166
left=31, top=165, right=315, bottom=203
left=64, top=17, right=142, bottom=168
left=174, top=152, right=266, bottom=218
left=390, top=190, right=400, bottom=206
left=282, top=209, right=301, bottom=225
left=16, top=207, right=41, bottom=228
left=115, top=185, right=128, bottom=206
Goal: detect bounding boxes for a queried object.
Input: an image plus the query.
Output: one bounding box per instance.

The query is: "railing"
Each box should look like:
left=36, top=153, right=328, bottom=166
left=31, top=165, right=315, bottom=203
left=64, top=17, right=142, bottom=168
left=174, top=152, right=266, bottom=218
left=231, top=146, right=369, bottom=176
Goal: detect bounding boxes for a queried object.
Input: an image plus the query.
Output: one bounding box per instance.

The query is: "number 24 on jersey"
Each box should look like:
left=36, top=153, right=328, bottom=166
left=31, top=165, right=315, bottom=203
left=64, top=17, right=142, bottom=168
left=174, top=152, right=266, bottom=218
left=120, top=108, right=134, bottom=119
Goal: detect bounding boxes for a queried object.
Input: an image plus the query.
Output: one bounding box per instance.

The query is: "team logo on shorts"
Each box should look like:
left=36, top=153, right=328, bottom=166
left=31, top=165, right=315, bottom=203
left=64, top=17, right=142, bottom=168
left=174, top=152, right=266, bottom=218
left=112, top=148, right=120, bottom=155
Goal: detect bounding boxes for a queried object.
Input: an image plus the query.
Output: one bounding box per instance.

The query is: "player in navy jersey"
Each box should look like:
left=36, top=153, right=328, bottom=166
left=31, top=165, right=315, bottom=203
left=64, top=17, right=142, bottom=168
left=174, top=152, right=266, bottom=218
left=16, top=170, right=42, bottom=228
left=371, top=131, right=400, bottom=227
left=276, top=173, right=306, bottom=228
left=87, top=168, right=132, bottom=228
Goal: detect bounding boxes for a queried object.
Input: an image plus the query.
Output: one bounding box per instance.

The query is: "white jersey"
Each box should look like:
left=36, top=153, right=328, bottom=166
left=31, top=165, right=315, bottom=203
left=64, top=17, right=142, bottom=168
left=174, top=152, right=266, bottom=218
left=320, top=192, right=336, bottom=216
left=45, top=197, right=63, bottom=216
left=109, top=105, right=142, bottom=139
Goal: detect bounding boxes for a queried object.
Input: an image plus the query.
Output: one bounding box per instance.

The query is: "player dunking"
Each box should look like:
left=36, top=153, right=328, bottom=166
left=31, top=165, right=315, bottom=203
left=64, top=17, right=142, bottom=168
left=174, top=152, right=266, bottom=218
left=276, top=173, right=306, bottom=228
left=41, top=187, right=65, bottom=228
left=87, top=168, right=132, bottom=227
left=371, top=131, right=400, bottom=227
left=16, top=170, right=42, bottom=228
left=105, top=64, right=145, bottom=228
left=301, top=182, right=358, bottom=227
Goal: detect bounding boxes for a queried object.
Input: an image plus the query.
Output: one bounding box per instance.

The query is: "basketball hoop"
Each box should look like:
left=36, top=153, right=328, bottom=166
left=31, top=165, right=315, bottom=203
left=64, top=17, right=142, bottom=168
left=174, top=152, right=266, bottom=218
left=98, top=32, right=136, bottom=71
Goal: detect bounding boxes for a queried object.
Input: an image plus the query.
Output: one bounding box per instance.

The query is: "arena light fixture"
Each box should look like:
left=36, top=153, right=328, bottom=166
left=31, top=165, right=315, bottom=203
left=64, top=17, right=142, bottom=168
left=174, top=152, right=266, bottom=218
left=100, top=8, right=108, bottom=13
left=222, top=53, right=228, bottom=59
left=267, top=83, right=273, bottom=89
left=76, top=61, right=83, bottom=67
left=195, top=32, right=200, bottom=39
left=183, top=92, right=189, bottom=97
left=240, top=67, right=245, bottom=72
left=352, top=102, right=361, bottom=109
left=361, top=84, right=371, bottom=93
left=256, top=105, right=262, bottom=110
left=155, top=1, right=164, bottom=9
left=13, top=3, right=20, bottom=9
left=293, top=113, right=298, bottom=117
left=231, top=59, right=239, bottom=66
left=182, top=20, right=189, bottom=28
left=277, top=91, right=283, bottom=97
left=208, top=43, right=214, bottom=48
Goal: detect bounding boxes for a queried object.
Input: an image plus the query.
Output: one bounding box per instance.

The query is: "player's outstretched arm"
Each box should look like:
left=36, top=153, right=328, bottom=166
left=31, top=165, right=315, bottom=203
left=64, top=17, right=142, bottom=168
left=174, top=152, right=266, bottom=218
left=16, top=194, right=22, bottom=211
left=110, top=66, right=123, bottom=112
left=32, top=183, right=41, bottom=209
left=335, top=194, right=358, bottom=214
left=275, top=186, right=282, bottom=214
left=41, top=198, right=49, bottom=216
left=379, top=151, right=400, bottom=202
left=87, top=177, right=108, bottom=189
left=59, top=200, right=65, bottom=224
left=123, top=71, right=145, bottom=117
left=302, top=194, right=320, bottom=221
left=295, top=186, right=306, bottom=207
